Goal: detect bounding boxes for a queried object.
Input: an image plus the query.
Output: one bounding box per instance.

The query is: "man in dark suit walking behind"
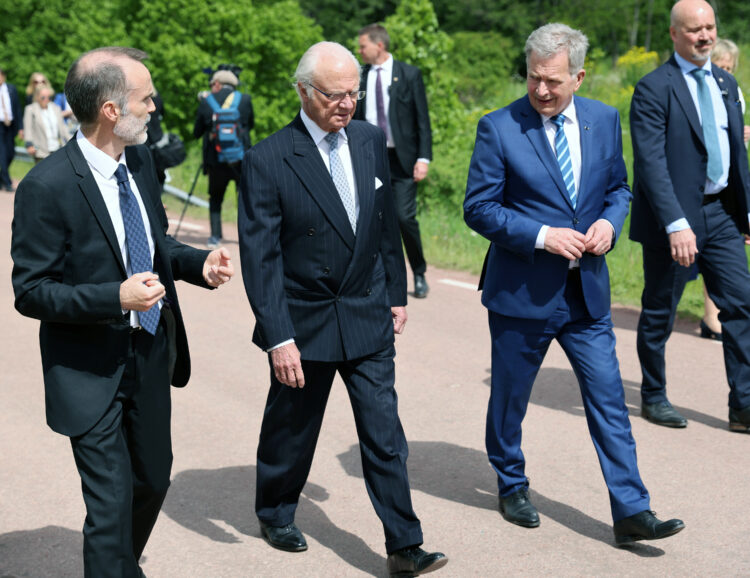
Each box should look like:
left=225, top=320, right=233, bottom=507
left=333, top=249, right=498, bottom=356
left=11, top=46, right=234, bottom=577
left=355, top=24, right=432, bottom=298
left=239, top=41, right=446, bottom=577
left=0, top=66, right=23, bottom=192
left=630, top=0, right=750, bottom=432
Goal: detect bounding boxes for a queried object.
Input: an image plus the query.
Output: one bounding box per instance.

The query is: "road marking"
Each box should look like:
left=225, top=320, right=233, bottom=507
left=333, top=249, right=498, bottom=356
left=168, top=220, right=204, bottom=232
left=439, top=278, right=478, bottom=291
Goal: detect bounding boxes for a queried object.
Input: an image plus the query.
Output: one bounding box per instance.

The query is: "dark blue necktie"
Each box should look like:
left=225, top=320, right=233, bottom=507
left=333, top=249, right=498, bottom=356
left=115, top=164, right=160, bottom=335
left=375, top=67, right=389, bottom=140
left=551, top=114, right=577, bottom=208
left=690, top=68, right=723, bottom=183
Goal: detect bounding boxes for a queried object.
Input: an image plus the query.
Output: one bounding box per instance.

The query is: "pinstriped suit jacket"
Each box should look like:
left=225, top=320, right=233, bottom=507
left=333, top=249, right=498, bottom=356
left=238, top=115, right=407, bottom=362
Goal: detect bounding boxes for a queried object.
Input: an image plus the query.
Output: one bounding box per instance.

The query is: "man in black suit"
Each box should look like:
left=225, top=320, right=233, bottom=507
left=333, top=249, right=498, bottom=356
left=355, top=24, right=432, bottom=298
left=193, top=69, right=253, bottom=249
left=0, top=66, right=23, bottom=192
left=238, top=41, right=446, bottom=577
left=630, top=0, right=750, bottom=432
left=11, top=47, right=234, bottom=577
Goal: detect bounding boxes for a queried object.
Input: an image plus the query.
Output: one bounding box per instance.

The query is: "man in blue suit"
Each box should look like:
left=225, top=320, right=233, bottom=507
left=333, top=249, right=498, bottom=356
left=238, top=42, right=446, bottom=576
left=630, top=0, right=750, bottom=432
left=464, top=23, right=684, bottom=546
left=0, top=66, right=23, bottom=192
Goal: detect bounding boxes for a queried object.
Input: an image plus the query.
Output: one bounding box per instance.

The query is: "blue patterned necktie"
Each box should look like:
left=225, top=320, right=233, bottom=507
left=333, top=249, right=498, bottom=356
left=115, top=164, right=160, bottom=335
left=690, top=68, right=723, bottom=183
left=551, top=114, right=577, bottom=208
left=324, top=132, right=357, bottom=233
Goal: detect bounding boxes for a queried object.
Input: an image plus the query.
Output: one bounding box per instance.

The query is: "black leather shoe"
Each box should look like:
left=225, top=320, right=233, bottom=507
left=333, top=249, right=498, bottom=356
left=499, top=488, right=540, bottom=528
left=700, top=320, right=722, bottom=341
left=613, top=510, right=685, bottom=547
left=259, top=521, right=308, bottom=552
left=414, top=274, right=429, bottom=298
left=729, top=406, right=750, bottom=433
left=641, top=401, right=687, bottom=428
left=387, top=546, right=447, bottom=576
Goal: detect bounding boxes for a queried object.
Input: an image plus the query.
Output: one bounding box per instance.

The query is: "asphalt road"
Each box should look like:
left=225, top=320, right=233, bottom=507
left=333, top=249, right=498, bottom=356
left=1, top=189, right=748, bottom=577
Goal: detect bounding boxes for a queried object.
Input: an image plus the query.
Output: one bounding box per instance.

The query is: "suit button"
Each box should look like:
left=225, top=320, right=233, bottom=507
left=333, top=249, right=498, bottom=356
left=336, top=297, right=342, bottom=302
left=366, top=288, right=372, bottom=296
left=573, top=218, right=579, bottom=225
left=378, top=211, right=383, bottom=220
left=372, top=253, right=377, bottom=260
left=323, top=267, right=330, bottom=275
left=307, top=228, right=315, bottom=236
left=699, top=185, right=705, bottom=193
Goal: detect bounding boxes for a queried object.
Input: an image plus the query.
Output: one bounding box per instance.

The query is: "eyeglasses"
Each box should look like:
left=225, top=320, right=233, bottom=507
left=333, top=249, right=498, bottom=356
left=307, top=84, right=365, bottom=102
left=39, top=95, right=50, bottom=100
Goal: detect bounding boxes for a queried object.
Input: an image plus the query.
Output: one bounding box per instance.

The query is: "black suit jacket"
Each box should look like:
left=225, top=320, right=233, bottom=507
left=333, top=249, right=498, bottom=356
left=354, top=59, right=432, bottom=175
left=238, top=115, right=406, bottom=362
left=630, top=55, right=750, bottom=246
left=193, top=87, right=254, bottom=168
left=11, top=139, right=211, bottom=437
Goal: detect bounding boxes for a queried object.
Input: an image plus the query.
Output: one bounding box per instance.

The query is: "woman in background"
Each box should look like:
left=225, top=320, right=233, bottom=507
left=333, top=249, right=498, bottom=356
left=23, top=85, right=69, bottom=162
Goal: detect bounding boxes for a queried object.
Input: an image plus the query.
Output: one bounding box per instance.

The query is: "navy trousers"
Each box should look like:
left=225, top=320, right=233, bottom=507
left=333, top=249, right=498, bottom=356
left=70, top=322, right=172, bottom=578
left=487, top=271, right=650, bottom=522
left=638, top=197, right=750, bottom=410
left=255, top=344, right=423, bottom=554
left=0, top=123, right=15, bottom=188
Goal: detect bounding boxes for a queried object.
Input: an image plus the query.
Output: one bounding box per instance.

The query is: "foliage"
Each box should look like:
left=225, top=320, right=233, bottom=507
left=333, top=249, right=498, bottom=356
left=450, top=32, right=516, bottom=105
left=298, top=0, right=397, bottom=45
left=616, top=46, right=660, bottom=88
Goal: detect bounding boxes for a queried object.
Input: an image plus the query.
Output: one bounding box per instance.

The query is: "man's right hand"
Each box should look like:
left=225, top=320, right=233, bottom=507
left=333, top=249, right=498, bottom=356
left=668, top=228, right=698, bottom=267
left=120, top=272, right=165, bottom=311
left=270, top=343, right=305, bottom=388
left=544, top=227, right=587, bottom=261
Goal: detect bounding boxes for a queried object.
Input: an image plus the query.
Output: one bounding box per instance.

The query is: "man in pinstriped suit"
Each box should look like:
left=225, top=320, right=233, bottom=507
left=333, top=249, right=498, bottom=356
left=238, top=42, right=446, bottom=576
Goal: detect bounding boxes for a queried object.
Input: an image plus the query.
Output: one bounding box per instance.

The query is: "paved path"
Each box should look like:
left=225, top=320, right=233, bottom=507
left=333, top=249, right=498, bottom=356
left=1, top=190, right=748, bottom=577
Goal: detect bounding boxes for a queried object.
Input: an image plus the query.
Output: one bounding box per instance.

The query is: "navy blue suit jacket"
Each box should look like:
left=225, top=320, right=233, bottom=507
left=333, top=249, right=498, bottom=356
left=11, top=139, right=211, bottom=437
left=239, top=115, right=407, bottom=362
left=630, top=55, right=750, bottom=246
left=464, top=95, right=631, bottom=320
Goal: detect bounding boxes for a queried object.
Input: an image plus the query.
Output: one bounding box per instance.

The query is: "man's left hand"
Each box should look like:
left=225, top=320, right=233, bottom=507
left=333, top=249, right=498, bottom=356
left=413, top=161, right=429, bottom=182
left=583, top=219, right=614, bottom=255
left=392, top=306, right=407, bottom=334
left=203, top=247, right=234, bottom=287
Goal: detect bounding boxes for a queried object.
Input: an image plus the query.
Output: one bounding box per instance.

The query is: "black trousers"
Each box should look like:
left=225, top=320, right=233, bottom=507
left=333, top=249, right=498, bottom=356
left=207, top=162, right=241, bottom=238
left=0, top=124, right=15, bottom=188
left=388, top=148, right=426, bottom=276
left=255, top=344, right=424, bottom=554
left=638, top=196, right=750, bottom=409
left=70, top=321, right=172, bottom=578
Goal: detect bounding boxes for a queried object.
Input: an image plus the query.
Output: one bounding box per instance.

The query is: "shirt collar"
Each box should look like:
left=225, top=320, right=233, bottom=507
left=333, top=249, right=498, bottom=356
left=76, top=130, right=129, bottom=179
left=540, top=98, right=578, bottom=126
left=674, top=51, right=713, bottom=76
left=299, top=108, right=348, bottom=147
left=375, top=54, right=394, bottom=75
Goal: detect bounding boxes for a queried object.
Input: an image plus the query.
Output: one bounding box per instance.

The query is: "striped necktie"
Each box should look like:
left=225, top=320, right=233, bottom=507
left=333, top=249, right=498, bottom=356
left=324, top=132, right=357, bottom=233
left=551, top=114, right=577, bottom=208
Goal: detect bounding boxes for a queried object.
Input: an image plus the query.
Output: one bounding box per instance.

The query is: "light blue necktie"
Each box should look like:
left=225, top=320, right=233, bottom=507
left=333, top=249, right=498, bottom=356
left=690, top=68, right=723, bottom=183
left=115, top=164, right=160, bottom=335
left=324, top=132, right=357, bottom=233
left=551, top=114, right=577, bottom=208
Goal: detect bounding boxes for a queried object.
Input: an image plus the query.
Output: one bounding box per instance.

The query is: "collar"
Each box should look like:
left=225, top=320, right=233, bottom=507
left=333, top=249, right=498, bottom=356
left=374, top=54, right=394, bottom=75
left=674, top=51, right=713, bottom=76
left=76, top=130, right=130, bottom=180
left=299, top=108, right=349, bottom=147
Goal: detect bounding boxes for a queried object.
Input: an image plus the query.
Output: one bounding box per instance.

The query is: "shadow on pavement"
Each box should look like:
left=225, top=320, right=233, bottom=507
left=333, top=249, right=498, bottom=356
left=337, top=442, right=664, bottom=555
left=162, top=465, right=384, bottom=576
left=0, top=525, right=82, bottom=577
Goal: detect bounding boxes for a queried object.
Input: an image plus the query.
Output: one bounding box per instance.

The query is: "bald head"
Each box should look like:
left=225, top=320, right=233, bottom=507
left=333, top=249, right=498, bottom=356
left=64, top=47, right=148, bottom=129
left=670, top=0, right=716, bottom=66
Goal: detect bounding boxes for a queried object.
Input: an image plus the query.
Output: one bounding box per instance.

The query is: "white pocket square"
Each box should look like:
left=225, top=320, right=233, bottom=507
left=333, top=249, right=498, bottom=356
left=375, top=177, right=383, bottom=189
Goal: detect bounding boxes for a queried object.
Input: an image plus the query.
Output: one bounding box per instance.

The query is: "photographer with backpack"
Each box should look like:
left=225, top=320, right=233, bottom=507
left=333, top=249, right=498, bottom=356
left=194, top=68, right=254, bottom=248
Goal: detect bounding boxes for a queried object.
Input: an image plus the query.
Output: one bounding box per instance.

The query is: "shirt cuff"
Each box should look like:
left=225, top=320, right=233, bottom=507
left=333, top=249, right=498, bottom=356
left=268, top=338, right=295, bottom=352
left=535, top=225, right=549, bottom=249
left=416, top=158, right=430, bottom=165
left=665, top=218, right=690, bottom=234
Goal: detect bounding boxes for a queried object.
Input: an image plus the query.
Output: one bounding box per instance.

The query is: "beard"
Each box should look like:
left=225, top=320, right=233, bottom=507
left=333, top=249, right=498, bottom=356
left=114, top=109, right=150, bottom=145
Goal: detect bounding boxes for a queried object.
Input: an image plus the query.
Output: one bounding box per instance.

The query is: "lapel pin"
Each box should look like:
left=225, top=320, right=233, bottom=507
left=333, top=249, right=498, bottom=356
left=393, top=77, right=398, bottom=82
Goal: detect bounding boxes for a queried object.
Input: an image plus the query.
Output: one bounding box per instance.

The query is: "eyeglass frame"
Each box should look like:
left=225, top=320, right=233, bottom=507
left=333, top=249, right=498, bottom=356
left=307, top=83, right=365, bottom=102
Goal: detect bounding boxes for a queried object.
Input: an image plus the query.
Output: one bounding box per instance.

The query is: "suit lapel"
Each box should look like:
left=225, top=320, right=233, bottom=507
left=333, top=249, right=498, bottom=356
left=285, top=115, right=356, bottom=250
left=388, top=60, right=403, bottom=120
left=668, top=57, right=704, bottom=145
left=575, top=97, right=592, bottom=208
left=715, top=65, right=742, bottom=143
left=520, top=97, right=573, bottom=209
left=66, top=139, right=127, bottom=275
